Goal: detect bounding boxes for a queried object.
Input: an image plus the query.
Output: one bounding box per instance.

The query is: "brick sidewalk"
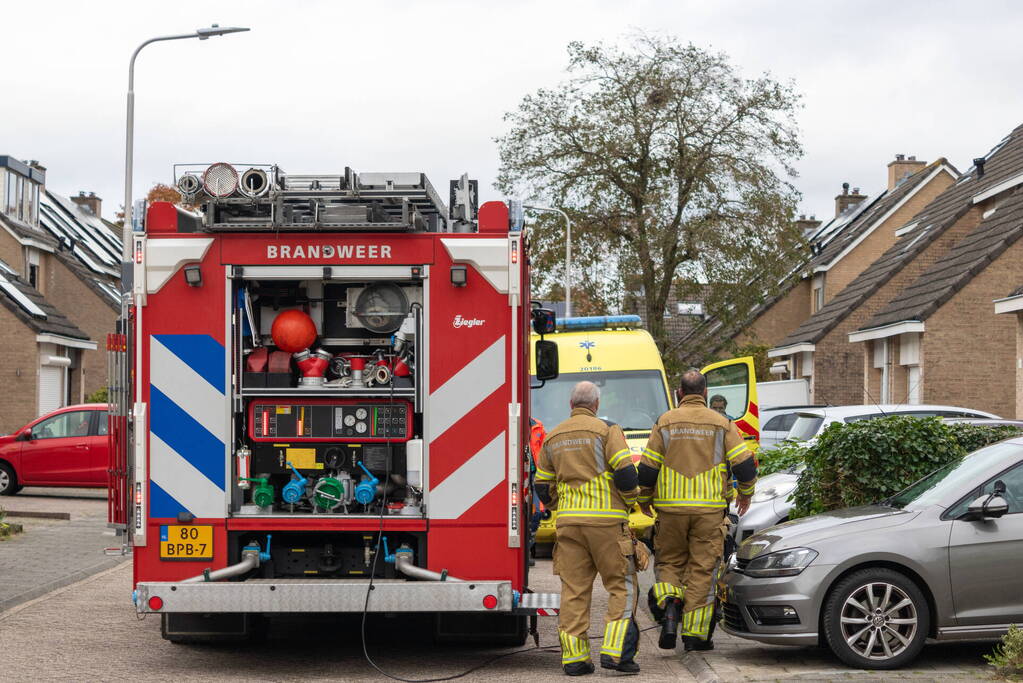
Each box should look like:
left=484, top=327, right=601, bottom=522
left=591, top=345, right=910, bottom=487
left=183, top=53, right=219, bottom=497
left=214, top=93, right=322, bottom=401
left=0, top=489, right=128, bottom=612
left=684, top=628, right=995, bottom=681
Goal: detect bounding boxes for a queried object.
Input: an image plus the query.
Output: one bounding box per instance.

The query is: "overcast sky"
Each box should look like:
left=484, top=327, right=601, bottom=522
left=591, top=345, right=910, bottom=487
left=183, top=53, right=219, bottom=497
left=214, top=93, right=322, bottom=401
left=6, top=0, right=1023, bottom=223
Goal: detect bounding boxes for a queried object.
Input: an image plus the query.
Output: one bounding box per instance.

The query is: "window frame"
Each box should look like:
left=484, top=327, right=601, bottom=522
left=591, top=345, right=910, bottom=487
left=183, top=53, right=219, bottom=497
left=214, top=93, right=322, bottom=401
left=30, top=410, right=93, bottom=441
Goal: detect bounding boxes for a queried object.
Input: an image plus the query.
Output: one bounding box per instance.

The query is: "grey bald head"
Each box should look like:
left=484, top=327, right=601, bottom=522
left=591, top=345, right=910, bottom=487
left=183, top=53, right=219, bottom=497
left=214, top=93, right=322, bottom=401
left=679, top=368, right=707, bottom=397
left=570, top=381, right=601, bottom=411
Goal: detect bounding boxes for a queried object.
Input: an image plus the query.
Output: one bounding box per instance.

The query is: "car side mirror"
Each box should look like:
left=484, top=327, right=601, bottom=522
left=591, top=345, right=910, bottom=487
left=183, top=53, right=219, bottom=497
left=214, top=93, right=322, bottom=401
left=964, top=493, right=1010, bottom=520
left=15, top=428, right=31, bottom=442
left=534, top=339, right=559, bottom=384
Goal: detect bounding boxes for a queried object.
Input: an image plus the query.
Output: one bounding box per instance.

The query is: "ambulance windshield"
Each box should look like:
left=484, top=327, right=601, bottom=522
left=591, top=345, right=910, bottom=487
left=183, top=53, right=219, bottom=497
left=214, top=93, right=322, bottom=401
left=531, top=370, right=670, bottom=432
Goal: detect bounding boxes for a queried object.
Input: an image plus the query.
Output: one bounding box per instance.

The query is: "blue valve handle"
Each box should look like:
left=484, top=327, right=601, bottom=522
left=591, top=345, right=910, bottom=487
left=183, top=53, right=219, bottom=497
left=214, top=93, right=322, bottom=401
left=260, top=534, right=272, bottom=563
left=282, top=462, right=309, bottom=504
left=354, top=461, right=379, bottom=505
left=382, top=536, right=395, bottom=563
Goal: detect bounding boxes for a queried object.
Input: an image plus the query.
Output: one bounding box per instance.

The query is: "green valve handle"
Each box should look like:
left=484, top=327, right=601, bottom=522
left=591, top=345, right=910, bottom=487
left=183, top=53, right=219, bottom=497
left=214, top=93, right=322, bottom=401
left=240, top=477, right=274, bottom=508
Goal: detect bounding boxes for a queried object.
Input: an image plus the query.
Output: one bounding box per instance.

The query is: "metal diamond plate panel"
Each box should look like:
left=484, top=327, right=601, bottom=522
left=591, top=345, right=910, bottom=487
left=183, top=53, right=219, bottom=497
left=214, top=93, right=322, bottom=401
left=137, top=579, right=513, bottom=613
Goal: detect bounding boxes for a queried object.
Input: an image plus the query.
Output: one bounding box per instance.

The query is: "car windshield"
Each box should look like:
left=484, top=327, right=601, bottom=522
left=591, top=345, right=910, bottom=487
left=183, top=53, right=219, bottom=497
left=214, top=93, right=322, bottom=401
left=885, top=441, right=1023, bottom=509
left=787, top=414, right=824, bottom=441
left=531, top=370, right=670, bottom=431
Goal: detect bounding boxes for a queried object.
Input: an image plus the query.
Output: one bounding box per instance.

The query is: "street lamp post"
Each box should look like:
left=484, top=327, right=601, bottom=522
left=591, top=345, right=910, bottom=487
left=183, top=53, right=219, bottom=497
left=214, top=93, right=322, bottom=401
left=122, top=24, right=249, bottom=273
left=524, top=205, right=572, bottom=317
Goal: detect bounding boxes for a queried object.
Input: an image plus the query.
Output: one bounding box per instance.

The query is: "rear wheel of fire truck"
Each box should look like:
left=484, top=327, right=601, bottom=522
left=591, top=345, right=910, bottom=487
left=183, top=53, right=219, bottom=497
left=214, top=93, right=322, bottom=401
left=434, top=613, right=529, bottom=646
left=161, top=612, right=265, bottom=644
left=0, top=462, right=21, bottom=495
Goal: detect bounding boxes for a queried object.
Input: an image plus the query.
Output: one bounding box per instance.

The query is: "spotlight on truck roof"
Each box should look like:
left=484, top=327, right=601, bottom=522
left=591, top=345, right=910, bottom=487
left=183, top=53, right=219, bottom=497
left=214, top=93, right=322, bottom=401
left=202, top=162, right=239, bottom=198
left=176, top=173, right=202, bottom=197
left=239, top=168, right=269, bottom=198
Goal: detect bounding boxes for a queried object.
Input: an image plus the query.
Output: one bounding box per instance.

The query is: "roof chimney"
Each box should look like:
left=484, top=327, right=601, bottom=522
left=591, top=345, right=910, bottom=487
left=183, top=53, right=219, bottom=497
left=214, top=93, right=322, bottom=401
left=834, top=182, right=866, bottom=218
left=887, top=154, right=927, bottom=190
left=794, top=213, right=822, bottom=237
left=973, top=157, right=986, bottom=178
left=71, top=191, right=102, bottom=218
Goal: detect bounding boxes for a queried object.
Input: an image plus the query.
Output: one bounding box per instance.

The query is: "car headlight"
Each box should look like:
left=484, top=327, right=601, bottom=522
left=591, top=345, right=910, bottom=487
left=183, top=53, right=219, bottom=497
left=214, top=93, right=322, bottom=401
left=751, top=480, right=797, bottom=504
left=743, top=547, right=818, bottom=577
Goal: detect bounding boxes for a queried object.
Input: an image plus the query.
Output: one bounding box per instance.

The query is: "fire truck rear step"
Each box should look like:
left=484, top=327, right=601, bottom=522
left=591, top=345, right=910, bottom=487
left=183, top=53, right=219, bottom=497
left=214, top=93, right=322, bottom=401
left=137, top=579, right=514, bottom=613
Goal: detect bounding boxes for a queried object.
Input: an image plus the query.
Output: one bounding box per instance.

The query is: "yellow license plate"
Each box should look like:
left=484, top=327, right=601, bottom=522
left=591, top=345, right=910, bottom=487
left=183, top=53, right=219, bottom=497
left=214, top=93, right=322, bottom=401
left=160, top=525, right=213, bottom=560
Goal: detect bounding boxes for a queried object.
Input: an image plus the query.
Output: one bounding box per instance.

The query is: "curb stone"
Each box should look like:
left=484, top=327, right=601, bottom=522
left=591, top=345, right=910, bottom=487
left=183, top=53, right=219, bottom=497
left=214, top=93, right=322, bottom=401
left=0, top=554, right=129, bottom=613
left=681, top=651, right=721, bottom=683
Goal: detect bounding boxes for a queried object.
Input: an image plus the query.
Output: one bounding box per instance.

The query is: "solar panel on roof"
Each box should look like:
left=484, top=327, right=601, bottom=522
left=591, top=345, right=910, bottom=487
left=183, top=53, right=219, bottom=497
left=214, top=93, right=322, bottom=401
left=0, top=274, right=47, bottom=318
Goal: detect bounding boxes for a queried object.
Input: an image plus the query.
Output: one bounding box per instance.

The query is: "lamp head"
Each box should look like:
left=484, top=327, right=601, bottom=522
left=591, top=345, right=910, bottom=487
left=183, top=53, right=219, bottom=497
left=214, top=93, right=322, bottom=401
left=196, top=24, right=250, bottom=40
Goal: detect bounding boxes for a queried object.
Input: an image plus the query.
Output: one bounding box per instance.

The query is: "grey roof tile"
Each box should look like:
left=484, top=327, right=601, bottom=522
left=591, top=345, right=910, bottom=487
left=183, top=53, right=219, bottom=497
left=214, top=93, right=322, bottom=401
left=778, top=123, right=1023, bottom=347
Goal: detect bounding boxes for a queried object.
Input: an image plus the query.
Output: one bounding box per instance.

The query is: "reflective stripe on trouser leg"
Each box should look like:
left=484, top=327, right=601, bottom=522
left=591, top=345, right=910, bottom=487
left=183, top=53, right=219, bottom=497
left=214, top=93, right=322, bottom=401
left=681, top=604, right=715, bottom=639
left=682, top=555, right=723, bottom=640
left=600, top=618, right=630, bottom=657
left=652, top=581, right=684, bottom=608
left=559, top=630, right=591, bottom=664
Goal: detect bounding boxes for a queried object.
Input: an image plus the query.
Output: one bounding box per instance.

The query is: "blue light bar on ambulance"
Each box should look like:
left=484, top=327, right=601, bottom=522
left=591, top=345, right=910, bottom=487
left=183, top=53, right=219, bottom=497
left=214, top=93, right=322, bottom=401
left=556, top=315, right=642, bottom=331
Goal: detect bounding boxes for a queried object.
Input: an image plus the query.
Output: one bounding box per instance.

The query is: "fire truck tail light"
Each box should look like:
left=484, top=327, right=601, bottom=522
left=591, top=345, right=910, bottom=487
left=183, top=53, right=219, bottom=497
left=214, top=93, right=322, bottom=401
left=202, top=163, right=239, bottom=197
left=482, top=594, right=498, bottom=610
left=148, top=596, right=164, bottom=611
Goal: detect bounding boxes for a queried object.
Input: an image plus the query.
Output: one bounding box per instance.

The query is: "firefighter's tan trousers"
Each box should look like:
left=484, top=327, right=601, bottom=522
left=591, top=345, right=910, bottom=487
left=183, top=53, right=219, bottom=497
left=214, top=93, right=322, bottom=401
left=554, top=522, right=639, bottom=665
left=652, top=511, right=726, bottom=640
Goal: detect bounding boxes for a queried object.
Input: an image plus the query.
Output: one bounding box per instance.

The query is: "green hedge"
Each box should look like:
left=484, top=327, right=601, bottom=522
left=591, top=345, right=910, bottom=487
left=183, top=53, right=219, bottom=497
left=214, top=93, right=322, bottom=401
left=757, top=441, right=807, bottom=476
left=782, top=417, right=1021, bottom=519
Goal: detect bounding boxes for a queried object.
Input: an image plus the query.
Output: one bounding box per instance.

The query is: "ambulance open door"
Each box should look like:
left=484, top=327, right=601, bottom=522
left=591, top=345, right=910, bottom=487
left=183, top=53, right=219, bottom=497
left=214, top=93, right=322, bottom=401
left=700, top=356, right=759, bottom=443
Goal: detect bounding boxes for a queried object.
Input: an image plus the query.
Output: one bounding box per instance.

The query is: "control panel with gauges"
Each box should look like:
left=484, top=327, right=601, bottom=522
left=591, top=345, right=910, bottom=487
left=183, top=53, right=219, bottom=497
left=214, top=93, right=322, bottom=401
left=248, top=399, right=412, bottom=443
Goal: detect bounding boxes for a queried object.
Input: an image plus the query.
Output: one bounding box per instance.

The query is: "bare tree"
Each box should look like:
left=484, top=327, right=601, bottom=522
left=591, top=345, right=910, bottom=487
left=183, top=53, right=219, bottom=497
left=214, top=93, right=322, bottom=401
left=497, top=35, right=806, bottom=372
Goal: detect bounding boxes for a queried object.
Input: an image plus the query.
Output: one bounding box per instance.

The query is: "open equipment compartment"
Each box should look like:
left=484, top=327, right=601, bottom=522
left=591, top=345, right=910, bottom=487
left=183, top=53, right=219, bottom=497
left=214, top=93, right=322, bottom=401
left=229, top=267, right=425, bottom=519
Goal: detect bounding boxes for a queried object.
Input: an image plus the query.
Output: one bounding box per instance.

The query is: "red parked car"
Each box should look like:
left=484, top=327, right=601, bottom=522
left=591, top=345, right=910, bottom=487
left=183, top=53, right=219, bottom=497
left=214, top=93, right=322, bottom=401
left=0, top=404, right=109, bottom=495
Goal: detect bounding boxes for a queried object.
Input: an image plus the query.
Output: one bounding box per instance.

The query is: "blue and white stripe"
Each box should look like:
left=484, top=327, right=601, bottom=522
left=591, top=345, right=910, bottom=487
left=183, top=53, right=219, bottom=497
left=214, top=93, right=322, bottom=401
left=149, top=334, right=228, bottom=518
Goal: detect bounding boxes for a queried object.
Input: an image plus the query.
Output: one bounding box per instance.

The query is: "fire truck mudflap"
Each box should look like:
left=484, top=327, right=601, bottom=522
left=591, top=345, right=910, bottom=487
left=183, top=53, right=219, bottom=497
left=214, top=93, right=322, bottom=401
left=112, top=165, right=560, bottom=641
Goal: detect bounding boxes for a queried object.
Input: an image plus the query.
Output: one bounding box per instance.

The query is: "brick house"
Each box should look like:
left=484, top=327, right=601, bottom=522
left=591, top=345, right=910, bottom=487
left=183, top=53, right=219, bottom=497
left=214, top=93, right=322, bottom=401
left=768, top=125, right=1023, bottom=406
left=994, top=286, right=1023, bottom=417
left=0, top=156, right=120, bottom=433
left=850, top=154, right=1023, bottom=417
left=682, top=156, right=955, bottom=371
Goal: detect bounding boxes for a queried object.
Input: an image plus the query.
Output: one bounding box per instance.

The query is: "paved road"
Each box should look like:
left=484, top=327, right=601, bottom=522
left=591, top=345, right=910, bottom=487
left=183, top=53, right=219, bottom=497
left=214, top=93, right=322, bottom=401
left=0, top=560, right=696, bottom=682
left=0, top=487, right=128, bottom=612
left=0, top=492, right=997, bottom=680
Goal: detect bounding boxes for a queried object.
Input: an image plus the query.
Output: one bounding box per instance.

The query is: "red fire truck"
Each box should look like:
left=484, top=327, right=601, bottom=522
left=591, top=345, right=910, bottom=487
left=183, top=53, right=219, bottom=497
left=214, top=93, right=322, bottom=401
left=108, top=164, right=562, bottom=642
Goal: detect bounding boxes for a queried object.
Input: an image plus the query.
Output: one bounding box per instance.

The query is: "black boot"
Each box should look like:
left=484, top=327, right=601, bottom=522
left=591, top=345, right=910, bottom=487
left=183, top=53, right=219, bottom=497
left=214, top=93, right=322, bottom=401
left=658, top=598, right=681, bottom=650
left=563, top=661, right=595, bottom=676
left=682, top=635, right=714, bottom=651
left=600, top=654, right=640, bottom=673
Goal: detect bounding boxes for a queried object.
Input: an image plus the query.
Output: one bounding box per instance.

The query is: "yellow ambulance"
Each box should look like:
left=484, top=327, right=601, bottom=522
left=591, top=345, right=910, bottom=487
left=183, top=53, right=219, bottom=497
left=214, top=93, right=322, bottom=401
left=529, top=314, right=759, bottom=549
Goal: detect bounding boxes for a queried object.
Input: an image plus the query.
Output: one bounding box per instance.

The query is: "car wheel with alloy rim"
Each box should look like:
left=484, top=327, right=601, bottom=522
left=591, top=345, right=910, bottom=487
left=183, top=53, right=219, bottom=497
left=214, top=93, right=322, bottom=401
left=823, top=567, right=929, bottom=669
left=0, top=462, right=20, bottom=496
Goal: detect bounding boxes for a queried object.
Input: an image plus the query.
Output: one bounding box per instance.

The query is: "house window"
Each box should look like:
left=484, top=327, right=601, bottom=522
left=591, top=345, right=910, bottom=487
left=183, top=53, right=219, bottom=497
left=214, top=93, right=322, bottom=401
left=813, top=286, right=824, bottom=312
left=26, top=248, right=40, bottom=290
left=677, top=302, right=704, bottom=316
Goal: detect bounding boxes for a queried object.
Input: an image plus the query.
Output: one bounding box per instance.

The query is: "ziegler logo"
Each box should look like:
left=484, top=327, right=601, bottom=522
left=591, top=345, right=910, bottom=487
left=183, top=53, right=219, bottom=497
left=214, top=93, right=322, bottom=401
left=453, top=315, right=485, bottom=329
left=266, top=244, right=393, bottom=259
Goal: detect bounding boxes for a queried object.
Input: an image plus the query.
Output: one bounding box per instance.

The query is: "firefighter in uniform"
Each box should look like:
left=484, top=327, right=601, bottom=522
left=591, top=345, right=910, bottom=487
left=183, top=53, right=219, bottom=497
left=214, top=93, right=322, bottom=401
left=638, top=369, right=757, bottom=651
left=535, top=381, right=642, bottom=676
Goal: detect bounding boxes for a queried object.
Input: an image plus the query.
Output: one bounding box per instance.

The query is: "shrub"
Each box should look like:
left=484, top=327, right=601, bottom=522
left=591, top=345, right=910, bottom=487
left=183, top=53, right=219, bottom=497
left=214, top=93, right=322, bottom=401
left=789, top=416, right=1021, bottom=519
left=757, top=441, right=807, bottom=477
left=86, top=387, right=109, bottom=404
left=986, top=624, right=1023, bottom=680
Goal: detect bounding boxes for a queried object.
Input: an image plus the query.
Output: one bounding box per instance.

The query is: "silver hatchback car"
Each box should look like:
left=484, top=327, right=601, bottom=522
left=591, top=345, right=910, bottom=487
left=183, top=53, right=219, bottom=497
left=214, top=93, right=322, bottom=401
left=723, top=437, right=1023, bottom=669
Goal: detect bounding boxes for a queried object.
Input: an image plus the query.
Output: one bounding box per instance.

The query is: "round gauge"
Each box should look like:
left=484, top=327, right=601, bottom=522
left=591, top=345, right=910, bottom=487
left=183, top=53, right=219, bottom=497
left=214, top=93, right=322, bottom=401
left=355, top=408, right=368, bottom=420
left=355, top=422, right=368, bottom=434
left=343, top=414, right=356, bottom=427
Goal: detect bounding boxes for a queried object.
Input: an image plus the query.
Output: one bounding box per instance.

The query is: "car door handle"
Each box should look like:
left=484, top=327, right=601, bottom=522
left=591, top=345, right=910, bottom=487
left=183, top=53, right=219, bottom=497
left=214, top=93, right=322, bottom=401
left=76, top=444, right=89, bottom=449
